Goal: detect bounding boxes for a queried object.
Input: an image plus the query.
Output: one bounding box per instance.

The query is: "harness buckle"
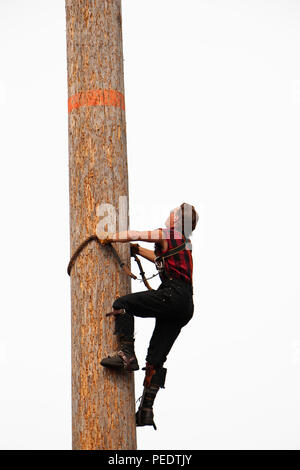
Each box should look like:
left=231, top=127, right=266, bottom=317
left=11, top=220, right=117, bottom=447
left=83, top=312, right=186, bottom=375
left=154, top=256, right=165, bottom=273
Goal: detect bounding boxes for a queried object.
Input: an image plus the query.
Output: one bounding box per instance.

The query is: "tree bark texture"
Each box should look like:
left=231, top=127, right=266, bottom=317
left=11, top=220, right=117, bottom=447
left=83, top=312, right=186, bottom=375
left=65, top=0, right=137, bottom=450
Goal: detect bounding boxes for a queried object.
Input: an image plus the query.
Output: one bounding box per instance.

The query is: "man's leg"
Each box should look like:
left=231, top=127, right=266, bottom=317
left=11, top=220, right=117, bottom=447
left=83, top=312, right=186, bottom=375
left=101, top=285, right=190, bottom=373
left=101, top=287, right=174, bottom=371
left=110, top=286, right=185, bottom=321
left=146, top=318, right=185, bottom=368
left=100, top=284, right=170, bottom=371
left=100, top=308, right=139, bottom=371
left=136, top=318, right=190, bottom=429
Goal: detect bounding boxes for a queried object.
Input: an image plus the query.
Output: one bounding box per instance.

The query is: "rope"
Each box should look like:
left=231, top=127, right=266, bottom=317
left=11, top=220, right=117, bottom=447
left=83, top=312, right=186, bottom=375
left=132, top=254, right=157, bottom=290
left=67, top=235, right=136, bottom=279
left=67, top=235, right=158, bottom=291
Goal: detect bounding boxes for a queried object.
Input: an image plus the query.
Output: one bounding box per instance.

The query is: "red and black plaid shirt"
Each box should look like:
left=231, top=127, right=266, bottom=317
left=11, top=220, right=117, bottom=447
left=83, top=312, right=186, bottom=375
left=154, top=227, right=193, bottom=285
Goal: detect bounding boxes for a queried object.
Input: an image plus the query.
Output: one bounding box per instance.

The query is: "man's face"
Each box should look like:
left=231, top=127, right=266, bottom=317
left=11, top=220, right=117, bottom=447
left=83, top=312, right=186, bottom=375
left=165, top=207, right=180, bottom=228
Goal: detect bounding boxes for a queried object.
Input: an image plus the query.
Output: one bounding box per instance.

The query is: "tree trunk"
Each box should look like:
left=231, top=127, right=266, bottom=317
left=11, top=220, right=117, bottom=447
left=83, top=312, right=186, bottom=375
left=65, top=0, right=137, bottom=450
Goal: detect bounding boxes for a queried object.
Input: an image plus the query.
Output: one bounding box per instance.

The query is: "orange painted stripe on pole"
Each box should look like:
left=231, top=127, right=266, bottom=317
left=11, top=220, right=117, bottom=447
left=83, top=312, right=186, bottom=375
left=68, top=89, right=125, bottom=113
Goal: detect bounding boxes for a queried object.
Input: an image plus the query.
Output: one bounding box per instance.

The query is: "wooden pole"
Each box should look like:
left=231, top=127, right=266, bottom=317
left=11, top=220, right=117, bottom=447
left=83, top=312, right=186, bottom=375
left=65, top=0, right=137, bottom=450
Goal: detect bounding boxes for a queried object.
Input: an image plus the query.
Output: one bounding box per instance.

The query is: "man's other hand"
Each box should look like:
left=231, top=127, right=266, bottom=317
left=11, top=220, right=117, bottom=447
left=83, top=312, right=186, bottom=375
left=130, top=243, right=140, bottom=256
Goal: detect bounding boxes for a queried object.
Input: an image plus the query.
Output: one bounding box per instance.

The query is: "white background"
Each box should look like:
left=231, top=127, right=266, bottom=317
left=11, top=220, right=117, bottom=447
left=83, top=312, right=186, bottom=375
left=0, top=0, right=299, bottom=450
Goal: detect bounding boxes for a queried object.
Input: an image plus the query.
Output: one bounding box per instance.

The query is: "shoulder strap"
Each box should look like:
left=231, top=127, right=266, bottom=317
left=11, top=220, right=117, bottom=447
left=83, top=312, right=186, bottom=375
left=159, top=241, right=186, bottom=260
left=157, top=231, right=186, bottom=260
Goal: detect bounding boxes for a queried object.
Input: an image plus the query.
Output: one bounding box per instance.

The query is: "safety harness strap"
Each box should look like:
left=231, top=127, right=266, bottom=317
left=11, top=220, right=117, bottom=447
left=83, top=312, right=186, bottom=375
left=156, top=241, right=186, bottom=261
left=154, top=238, right=187, bottom=273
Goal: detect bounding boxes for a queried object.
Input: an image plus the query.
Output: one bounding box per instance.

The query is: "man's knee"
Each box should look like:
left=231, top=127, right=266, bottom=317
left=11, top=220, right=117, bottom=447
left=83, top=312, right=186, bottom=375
left=112, top=297, right=126, bottom=310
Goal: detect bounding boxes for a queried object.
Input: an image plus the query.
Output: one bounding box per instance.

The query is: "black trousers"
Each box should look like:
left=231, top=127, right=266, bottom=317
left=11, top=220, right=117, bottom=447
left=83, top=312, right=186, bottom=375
left=113, top=277, right=194, bottom=369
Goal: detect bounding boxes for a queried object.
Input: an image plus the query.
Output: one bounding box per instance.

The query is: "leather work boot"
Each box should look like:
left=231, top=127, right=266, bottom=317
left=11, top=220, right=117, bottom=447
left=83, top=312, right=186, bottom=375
left=136, top=364, right=167, bottom=430
left=100, top=337, right=139, bottom=372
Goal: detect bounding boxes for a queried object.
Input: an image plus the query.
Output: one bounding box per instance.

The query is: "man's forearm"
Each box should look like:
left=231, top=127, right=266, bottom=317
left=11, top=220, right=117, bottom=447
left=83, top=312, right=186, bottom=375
left=110, top=230, right=140, bottom=242
left=137, top=246, right=156, bottom=263
left=108, top=229, right=163, bottom=243
left=98, top=229, right=163, bottom=245
left=107, top=231, right=156, bottom=261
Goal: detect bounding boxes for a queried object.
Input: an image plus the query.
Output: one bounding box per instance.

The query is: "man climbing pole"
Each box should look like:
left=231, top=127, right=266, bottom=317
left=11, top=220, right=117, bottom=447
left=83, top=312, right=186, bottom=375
left=99, top=202, right=199, bottom=430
